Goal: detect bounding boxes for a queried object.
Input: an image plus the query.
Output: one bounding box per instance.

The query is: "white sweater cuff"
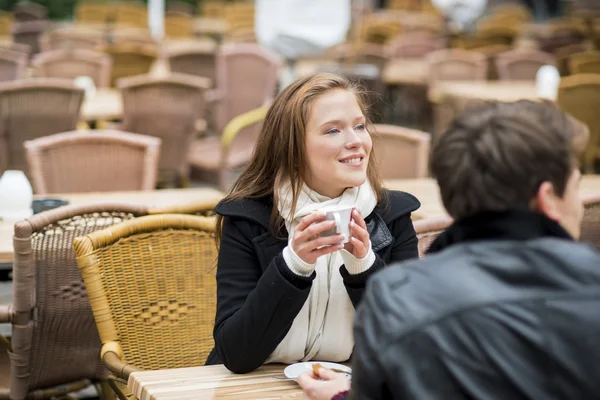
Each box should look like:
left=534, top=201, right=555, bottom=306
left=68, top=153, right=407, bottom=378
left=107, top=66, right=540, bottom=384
left=340, top=246, right=376, bottom=275
left=283, top=246, right=316, bottom=277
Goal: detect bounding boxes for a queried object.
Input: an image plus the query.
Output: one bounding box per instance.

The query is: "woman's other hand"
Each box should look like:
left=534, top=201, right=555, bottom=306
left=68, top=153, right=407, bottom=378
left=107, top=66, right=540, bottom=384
left=292, top=211, right=345, bottom=264
left=343, top=209, right=370, bottom=259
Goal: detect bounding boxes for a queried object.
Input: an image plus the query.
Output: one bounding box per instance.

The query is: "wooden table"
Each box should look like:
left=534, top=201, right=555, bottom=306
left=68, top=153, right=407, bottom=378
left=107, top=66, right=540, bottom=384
left=128, top=364, right=313, bottom=400
left=81, top=88, right=122, bottom=121
left=0, top=187, right=223, bottom=264
left=382, top=59, right=428, bottom=86
left=428, top=81, right=555, bottom=104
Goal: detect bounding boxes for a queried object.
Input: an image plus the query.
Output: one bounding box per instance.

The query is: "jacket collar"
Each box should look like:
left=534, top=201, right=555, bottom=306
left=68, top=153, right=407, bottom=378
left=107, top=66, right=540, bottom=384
left=428, top=209, right=573, bottom=254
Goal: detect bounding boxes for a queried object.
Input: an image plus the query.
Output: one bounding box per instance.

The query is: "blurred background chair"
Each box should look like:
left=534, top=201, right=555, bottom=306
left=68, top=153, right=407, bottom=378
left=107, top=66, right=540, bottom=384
left=0, top=48, right=27, bottom=82
left=11, top=20, right=50, bottom=57
left=164, top=11, right=193, bottom=38
left=387, top=32, right=446, bottom=58
left=119, top=73, right=211, bottom=188
left=426, top=48, right=488, bottom=83
left=554, top=43, right=591, bottom=76
left=164, top=39, right=218, bottom=83
left=165, top=1, right=196, bottom=15
left=557, top=74, right=600, bottom=173
left=13, top=1, right=47, bottom=22
left=413, top=215, right=454, bottom=258
left=75, top=2, right=113, bottom=25
left=25, top=130, right=161, bottom=194
left=372, top=124, right=431, bottom=179
left=39, top=26, right=105, bottom=52
left=568, top=50, right=600, bottom=74
left=33, top=49, right=112, bottom=88
left=581, top=193, right=600, bottom=250
left=0, top=78, right=83, bottom=176
left=114, top=2, right=148, bottom=29
left=100, top=42, right=158, bottom=87
left=0, top=202, right=148, bottom=400
left=74, top=214, right=218, bottom=399
left=494, top=49, right=556, bottom=80
left=0, top=11, right=13, bottom=36
left=189, top=105, right=267, bottom=191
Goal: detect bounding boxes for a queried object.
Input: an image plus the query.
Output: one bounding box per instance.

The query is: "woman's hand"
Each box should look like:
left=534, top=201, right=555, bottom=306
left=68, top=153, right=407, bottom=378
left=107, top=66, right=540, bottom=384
left=292, top=212, right=345, bottom=264
left=297, top=368, right=351, bottom=400
left=343, top=209, right=370, bottom=259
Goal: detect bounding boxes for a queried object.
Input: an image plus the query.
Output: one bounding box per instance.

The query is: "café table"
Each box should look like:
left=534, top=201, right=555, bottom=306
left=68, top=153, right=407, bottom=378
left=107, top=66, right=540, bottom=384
left=0, top=187, right=223, bottom=264
left=80, top=88, right=122, bottom=122
left=128, top=363, right=345, bottom=400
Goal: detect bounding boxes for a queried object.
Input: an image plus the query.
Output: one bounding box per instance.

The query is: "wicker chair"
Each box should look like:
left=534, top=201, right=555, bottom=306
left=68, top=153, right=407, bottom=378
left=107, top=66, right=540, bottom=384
left=330, top=43, right=390, bottom=71
left=24, top=130, right=161, bottom=194
left=426, top=49, right=488, bottom=83
left=554, top=43, right=592, bottom=76
left=114, top=2, right=148, bottom=29
left=100, top=42, right=158, bottom=87
left=73, top=214, right=218, bottom=399
left=0, top=203, right=148, bottom=400
left=11, top=20, right=50, bottom=57
left=164, top=40, right=218, bottom=83
left=211, top=43, right=282, bottom=137
left=165, top=1, right=196, bottom=15
left=413, top=215, right=453, bottom=258
left=0, top=78, right=84, bottom=175
left=13, top=2, right=47, bottom=22
left=75, top=2, right=114, bottom=25
left=164, top=11, right=193, bottom=38
left=0, top=48, right=27, bottom=82
left=372, top=124, right=431, bottom=179
left=494, top=49, right=556, bottom=81
left=148, top=198, right=221, bottom=217
left=568, top=50, right=600, bottom=74
left=119, top=73, right=211, bottom=187
left=387, top=32, right=446, bottom=58
left=189, top=105, right=267, bottom=191
left=39, top=27, right=105, bottom=52
left=33, top=49, right=112, bottom=88
left=581, top=193, right=600, bottom=250
left=0, top=11, right=13, bottom=36
left=557, top=74, right=600, bottom=173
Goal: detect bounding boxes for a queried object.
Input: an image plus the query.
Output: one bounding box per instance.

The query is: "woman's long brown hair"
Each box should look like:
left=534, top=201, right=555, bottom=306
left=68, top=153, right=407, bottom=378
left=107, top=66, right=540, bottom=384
left=216, top=72, right=386, bottom=244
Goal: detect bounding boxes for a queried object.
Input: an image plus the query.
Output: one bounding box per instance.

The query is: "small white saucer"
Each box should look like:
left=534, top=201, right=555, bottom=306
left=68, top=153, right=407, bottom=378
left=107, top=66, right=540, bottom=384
left=284, top=361, right=352, bottom=380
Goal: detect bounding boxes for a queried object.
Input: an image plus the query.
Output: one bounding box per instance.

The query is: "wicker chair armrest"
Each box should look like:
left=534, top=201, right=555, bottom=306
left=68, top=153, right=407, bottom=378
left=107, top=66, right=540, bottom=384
left=205, top=88, right=223, bottom=103
left=101, top=341, right=141, bottom=380
left=220, top=106, right=268, bottom=157
left=0, top=304, right=13, bottom=323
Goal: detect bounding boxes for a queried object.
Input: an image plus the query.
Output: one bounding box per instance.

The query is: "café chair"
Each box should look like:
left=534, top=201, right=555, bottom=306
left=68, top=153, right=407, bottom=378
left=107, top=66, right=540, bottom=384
left=568, top=50, right=600, bottom=74
left=99, top=42, right=158, bottom=87
left=24, top=130, right=161, bottom=194
left=373, top=124, right=431, bottom=179
left=13, top=2, right=47, bottom=22
left=39, top=26, right=105, bottom=52
left=413, top=215, right=453, bottom=258
left=33, top=48, right=112, bottom=88
left=164, top=11, right=193, bottom=38
left=0, top=203, right=149, bottom=400
left=74, top=214, right=218, bottom=400
left=582, top=193, right=600, bottom=250
left=0, top=47, right=27, bottom=81
left=0, top=11, right=13, bottom=36
left=426, top=49, right=488, bottom=83
left=148, top=197, right=221, bottom=217
left=495, top=49, right=556, bottom=81
left=11, top=20, right=51, bottom=57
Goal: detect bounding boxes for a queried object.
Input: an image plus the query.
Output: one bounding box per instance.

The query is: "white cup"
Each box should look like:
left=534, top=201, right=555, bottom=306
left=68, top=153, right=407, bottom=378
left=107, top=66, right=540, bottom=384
left=320, top=205, right=353, bottom=244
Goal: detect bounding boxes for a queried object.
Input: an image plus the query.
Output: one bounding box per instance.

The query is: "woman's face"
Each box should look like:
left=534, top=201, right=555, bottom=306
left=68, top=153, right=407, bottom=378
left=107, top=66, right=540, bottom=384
left=303, top=89, right=372, bottom=198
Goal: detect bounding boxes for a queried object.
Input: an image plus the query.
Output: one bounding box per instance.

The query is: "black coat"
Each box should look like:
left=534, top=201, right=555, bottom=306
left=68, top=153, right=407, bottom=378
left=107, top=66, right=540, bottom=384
left=205, top=190, right=421, bottom=373
left=349, top=210, right=600, bottom=399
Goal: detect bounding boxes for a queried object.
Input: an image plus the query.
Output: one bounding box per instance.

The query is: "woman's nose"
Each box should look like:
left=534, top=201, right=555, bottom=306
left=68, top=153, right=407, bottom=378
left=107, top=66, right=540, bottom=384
left=344, top=129, right=362, bottom=148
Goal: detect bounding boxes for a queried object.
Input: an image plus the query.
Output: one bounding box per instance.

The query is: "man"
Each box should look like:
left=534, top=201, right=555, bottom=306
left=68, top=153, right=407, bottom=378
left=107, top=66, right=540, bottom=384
left=298, top=100, right=600, bottom=399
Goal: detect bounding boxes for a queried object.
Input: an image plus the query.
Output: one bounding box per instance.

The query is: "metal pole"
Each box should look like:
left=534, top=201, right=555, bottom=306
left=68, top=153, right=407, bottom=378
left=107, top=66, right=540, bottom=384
left=148, top=0, right=165, bottom=42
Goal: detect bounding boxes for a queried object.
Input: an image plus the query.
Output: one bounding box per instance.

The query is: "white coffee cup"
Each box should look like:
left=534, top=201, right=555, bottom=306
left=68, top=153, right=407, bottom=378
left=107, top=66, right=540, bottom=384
left=320, top=205, right=353, bottom=243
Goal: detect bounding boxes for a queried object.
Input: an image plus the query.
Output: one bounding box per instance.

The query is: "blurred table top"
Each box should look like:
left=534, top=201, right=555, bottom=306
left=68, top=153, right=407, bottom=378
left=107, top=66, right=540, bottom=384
left=128, top=363, right=320, bottom=400
left=0, top=187, right=223, bottom=264
left=382, top=58, right=429, bottom=85
left=428, top=81, right=555, bottom=104
left=80, top=88, right=122, bottom=121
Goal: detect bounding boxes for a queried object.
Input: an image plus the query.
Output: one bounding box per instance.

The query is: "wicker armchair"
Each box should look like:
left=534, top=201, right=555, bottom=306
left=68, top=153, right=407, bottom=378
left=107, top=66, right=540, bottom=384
left=148, top=198, right=221, bottom=216
left=0, top=11, right=13, bottom=36
left=33, top=49, right=112, bottom=88
left=330, top=43, right=390, bottom=71
left=24, top=130, right=161, bottom=194
left=426, top=49, right=488, bottom=83
left=0, top=78, right=84, bottom=175
left=165, top=1, right=195, bottom=15
left=165, top=11, right=193, bottom=38
left=557, top=74, right=600, bottom=173
left=554, top=43, right=591, bottom=76
left=0, top=48, right=27, bottom=81
left=568, top=50, right=600, bottom=74
left=100, top=42, right=158, bottom=87
left=211, top=43, right=282, bottom=137
left=0, top=203, right=148, bottom=400
left=581, top=193, right=600, bottom=250
left=13, top=2, right=47, bottom=22
left=75, top=2, right=113, bottom=25
left=114, top=2, right=148, bottom=29
left=494, top=49, right=556, bottom=81
left=373, top=124, right=431, bottom=179
left=164, top=40, right=218, bottom=83
left=39, top=27, right=105, bottom=52
left=11, top=20, right=50, bottom=57
left=190, top=105, right=267, bottom=191
left=413, top=215, right=453, bottom=258
left=119, top=73, right=211, bottom=187
left=73, top=214, right=218, bottom=399
left=387, top=32, right=446, bottom=58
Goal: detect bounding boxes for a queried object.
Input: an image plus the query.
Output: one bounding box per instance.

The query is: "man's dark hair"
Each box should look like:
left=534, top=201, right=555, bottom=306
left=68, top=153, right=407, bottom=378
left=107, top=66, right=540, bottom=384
left=431, top=100, right=586, bottom=220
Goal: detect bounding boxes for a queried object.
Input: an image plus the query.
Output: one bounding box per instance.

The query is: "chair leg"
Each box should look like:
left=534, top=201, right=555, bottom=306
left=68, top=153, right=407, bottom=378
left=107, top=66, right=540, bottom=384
left=96, top=381, right=117, bottom=400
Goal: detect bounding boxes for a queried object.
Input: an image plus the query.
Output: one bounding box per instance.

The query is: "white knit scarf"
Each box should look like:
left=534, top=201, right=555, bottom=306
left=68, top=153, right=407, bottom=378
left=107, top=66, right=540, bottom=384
left=266, top=180, right=377, bottom=364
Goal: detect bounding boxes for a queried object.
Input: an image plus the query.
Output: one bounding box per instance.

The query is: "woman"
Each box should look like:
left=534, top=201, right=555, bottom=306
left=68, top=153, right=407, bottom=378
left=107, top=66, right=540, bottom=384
left=205, top=73, right=420, bottom=373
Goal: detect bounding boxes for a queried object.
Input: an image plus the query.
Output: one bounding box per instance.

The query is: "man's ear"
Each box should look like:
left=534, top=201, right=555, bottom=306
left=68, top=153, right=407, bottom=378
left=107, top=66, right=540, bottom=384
left=532, top=181, right=561, bottom=221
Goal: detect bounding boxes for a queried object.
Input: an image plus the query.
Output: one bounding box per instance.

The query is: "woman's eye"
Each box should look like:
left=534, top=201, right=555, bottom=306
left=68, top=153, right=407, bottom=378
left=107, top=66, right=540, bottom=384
left=355, top=124, right=365, bottom=131
left=326, top=128, right=340, bottom=135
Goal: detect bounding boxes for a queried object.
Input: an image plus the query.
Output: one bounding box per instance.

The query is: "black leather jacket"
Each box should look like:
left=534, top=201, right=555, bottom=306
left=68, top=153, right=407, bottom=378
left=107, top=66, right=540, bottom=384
left=205, top=190, right=420, bottom=372
left=349, top=211, right=600, bottom=400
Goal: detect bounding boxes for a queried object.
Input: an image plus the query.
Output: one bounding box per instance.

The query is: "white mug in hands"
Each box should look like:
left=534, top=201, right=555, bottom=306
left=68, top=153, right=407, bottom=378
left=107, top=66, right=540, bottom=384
left=319, top=205, right=353, bottom=244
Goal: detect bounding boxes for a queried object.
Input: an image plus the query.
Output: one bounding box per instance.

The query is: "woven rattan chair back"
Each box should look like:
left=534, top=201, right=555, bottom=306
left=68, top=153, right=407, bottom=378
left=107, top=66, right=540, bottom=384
left=373, top=124, right=431, bottom=179
left=557, top=74, right=600, bottom=173
left=74, top=214, right=218, bottom=372
left=75, top=2, right=113, bottom=25
left=0, top=47, right=27, bottom=82
left=581, top=193, right=600, bottom=250
left=165, top=40, right=218, bottom=84
left=413, top=215, right=453, bottom=258
left=12, top=20, right=50, bottom=57
left=101, top=42, right=158, bottom=87
left=164, top=11, right=193, bottom=38
left=495, top=49, right=556, bottom=80
left=8, top=203, right=148, bottom=400
left=0, top=78, right=84, bottom=175
left=33, top=49, right=112, bottom=88
left=148, top=198, right=221, bottom=217
left=426, top=49, right=488, bottom=83
left=119, top=73, right=210, bottom=186
left=0, top=11, right=13, bottom=36
left=568, top=50, right=600, bottom=74
left=13, top=2, right=47, bottom=22
left=39, top=27, right=105, bottom=53
left=25, top=130, right=161, bottom=194
left=114, top=2, right=148, bottom=29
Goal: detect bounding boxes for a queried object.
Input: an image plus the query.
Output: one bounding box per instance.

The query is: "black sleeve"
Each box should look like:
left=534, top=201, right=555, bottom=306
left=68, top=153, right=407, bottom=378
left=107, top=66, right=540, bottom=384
left=213, top=216, right=314, bottom=373
left=340, top=214, right=419, bottom=306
